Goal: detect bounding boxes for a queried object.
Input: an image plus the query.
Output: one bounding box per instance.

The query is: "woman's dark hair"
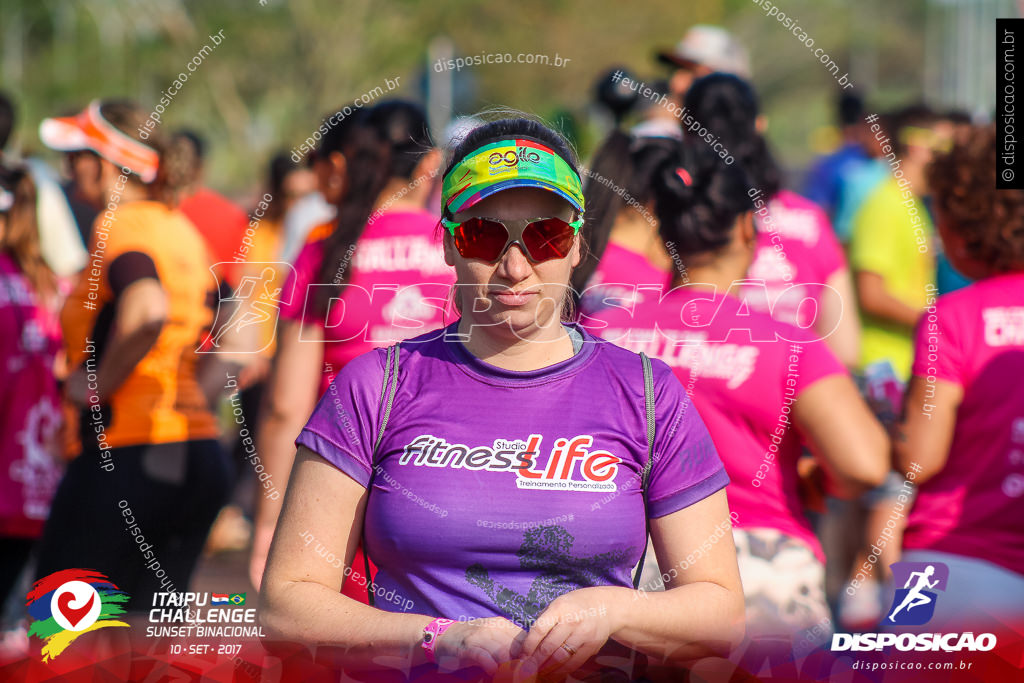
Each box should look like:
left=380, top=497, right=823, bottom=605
left=370, top=100, right=432, bottom=179
left=314, top=99, right=433, bottom=313
left=571, top=131, right=678, bottom=292
left=264, top=153, right=299, bottom=223
left=928, top=125, right=1024, bottom=273
left=0, top=91, right=14, bottom=150
left=652, top=139, right=754, bottom=258
left=0, top=163, right=56, bottom=297
left=98, top=99, right=197, bottom=205
left=684, top=73, right=782, bottom=198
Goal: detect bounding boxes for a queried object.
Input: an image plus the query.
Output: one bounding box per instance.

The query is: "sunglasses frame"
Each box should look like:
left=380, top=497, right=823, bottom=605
left=441, top=215, right=584, bottom=264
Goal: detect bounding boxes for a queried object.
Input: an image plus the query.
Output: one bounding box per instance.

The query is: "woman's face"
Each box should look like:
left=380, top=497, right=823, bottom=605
left=282, top=167, right=317, bottom=212
left=935, top=209, right=989, bottom=281
left=444, top=186, right=581, bottom=341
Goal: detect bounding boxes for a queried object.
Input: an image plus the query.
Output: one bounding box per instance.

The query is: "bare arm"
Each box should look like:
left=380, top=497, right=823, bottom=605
left=195, top=293, right=258, bottom=409
left=260, top=446, right=525, bottom=674
left=616, top=488, right=745, bottom=660
left=250, top=320, right=322, bottom=588
left=518, top=489, right=745, bottom=675
left=894, top=375, right=961, bottom=484
left=818, top=268, right=860, bottom=368
left=260, top=447, right=431, bottom=656
left=856, top=270, right=921, bottom=329
left=794, top=374, right=890, bottom=496
left=67, top=278, right=167, bottom=405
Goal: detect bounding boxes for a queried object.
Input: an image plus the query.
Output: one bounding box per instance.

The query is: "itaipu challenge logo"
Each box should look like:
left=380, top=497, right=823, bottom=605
left=26, top=569, right=129, bottom=661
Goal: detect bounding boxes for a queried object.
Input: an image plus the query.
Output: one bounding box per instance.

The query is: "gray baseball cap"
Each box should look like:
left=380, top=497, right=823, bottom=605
left=656, top=25, right=751, bottom=78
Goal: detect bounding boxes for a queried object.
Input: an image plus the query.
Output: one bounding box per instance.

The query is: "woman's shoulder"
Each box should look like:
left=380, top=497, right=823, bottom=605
left=341, top=327, right=449, bottom=383
left=581, top=331, right=679, bottom=392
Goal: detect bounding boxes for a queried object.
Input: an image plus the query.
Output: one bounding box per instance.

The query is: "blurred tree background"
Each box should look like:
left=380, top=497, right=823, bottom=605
left=0, top=0, right=1009, bottom=199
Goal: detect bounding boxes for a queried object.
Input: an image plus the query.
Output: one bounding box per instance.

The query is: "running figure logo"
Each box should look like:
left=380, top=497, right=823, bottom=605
left=199, top=262, right=295, bottom=354
left=886, top=562, right=949, bottom=626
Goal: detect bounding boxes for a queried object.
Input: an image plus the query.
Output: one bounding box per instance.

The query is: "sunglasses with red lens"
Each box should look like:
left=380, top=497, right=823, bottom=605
left=441, top=216, right=584, bottom=264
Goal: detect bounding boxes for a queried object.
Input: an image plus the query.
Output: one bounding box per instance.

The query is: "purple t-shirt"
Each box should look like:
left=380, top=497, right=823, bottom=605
left=296, top=321, right=727, bottom=626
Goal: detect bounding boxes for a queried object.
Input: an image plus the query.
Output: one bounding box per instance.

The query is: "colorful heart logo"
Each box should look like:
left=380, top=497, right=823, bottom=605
left=57, top=591, right=95, bottom=629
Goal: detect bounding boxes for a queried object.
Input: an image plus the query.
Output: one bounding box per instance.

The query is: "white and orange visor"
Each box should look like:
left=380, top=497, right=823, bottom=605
left=39, top=100, right=159, bottom=183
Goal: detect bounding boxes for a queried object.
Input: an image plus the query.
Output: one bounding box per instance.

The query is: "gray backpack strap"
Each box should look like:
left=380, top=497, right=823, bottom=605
left=374, top=343, right=401, bottom=452
left=366, top=343, right=401, bottom=606
left=633, top=352, right=656, bottom=589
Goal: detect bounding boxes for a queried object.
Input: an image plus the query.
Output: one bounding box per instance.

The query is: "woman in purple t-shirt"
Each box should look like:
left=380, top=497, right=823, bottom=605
left=261, top=118, right=744, bottom=680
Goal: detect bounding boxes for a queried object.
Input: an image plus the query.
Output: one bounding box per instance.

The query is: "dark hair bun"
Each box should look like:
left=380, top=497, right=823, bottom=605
left=652, top=140, right=753, bottom=255
left=594, top=67, right=640, bottom=123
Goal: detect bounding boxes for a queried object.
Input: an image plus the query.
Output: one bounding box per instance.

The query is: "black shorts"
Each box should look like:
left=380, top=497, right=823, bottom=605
left=35, top=439, right=231, bottom=611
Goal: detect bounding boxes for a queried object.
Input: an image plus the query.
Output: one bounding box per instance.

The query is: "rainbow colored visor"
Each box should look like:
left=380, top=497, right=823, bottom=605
left=441, top=137, right=584, bottom=219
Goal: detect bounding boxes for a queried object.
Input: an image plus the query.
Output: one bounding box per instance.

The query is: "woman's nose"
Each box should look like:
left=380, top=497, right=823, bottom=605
left=496, top=243, right=532, bottom=281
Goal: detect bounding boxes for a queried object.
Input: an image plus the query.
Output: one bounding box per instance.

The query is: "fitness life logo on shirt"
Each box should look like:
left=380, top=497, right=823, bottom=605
left=831, top=562, right=997, bottom=653
left=399, top=433, right=620, bottom=492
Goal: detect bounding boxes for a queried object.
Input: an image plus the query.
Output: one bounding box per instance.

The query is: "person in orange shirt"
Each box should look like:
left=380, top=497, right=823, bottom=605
left=34, top=100, right=235, bottom=610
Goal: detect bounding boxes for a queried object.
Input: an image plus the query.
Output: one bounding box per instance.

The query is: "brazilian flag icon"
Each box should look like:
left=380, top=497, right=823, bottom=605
left=229, top=593, right=246, bottom=606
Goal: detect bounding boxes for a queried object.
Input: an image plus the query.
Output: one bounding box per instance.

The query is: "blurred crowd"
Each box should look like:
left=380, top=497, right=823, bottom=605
left=1, top=22, right=1021, bottom=666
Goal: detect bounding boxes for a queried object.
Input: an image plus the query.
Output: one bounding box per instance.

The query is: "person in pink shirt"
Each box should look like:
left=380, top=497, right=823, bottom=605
left=573, top=131, right=675, bottom=318
left=682, top=74, right=860, bottom=368
left=0, top=164, right=63, bottom=612
left=896, top=126, right=1024, bottom=629
left=584, top=139, right=887, bottom=649
left=748, top=190, right=847, bottom=334
left=251, top=100, right=455, bottom=593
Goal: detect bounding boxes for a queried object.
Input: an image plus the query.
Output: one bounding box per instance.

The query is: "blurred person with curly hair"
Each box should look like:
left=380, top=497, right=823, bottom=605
left=895, top=125, right=1024, bottom=629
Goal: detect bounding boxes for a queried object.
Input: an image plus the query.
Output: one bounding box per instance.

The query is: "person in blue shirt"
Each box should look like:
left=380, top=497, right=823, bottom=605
left=803, top=92, right=870, bottom=218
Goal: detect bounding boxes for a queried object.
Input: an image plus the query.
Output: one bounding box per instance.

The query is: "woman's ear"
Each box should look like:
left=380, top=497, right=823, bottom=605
left=738, top=210, right=756, bottom=247
left=570, top=232, right=583, bottom=269
left=413, top=148, right=443, bottom=183
left=329, top=150, right=347, bottom=192
left=442, top=229, right=457, bottom=267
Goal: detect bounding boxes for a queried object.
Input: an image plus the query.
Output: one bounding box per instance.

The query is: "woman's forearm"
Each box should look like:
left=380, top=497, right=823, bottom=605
left=261, top=578, right=433, bottom=668
left=95, top=320, right=163, bottom=400
left=254, top=411, right=305, bottom=531
left=607, top=582, right=744, bottom=663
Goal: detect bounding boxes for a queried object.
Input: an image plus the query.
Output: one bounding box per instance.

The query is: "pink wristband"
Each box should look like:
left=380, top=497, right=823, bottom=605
left=421, top=617, right=455, bottom=664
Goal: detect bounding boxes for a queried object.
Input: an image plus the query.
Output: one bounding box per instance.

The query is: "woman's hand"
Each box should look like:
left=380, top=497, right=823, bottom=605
left=516, top=586, right=627, bottom=679
left=64, top=367, right=92, bottom=407
left=434, top=616, right=527, bottom=676
left=248, top=520, right=275, bottom=590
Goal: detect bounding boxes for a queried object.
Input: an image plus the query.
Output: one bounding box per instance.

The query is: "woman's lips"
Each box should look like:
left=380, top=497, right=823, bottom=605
left=491, top=289, right=539, bottom=306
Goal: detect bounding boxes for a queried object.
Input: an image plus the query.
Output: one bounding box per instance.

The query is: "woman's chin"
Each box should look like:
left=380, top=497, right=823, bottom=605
left=472, top=308, right=559, bottom=339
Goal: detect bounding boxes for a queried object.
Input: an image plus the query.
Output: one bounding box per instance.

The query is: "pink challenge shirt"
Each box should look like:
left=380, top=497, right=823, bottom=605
left=0, top=253, right=63, bottom=538
left=746, top=190, right=847, bottom=328
left=584, top=288, right=846, bottom=560
left=579, top=243, right=672, bottom=318
left=904, top=271, right=1024, bottom=575
left=280, top=210, right=455, bottom=394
